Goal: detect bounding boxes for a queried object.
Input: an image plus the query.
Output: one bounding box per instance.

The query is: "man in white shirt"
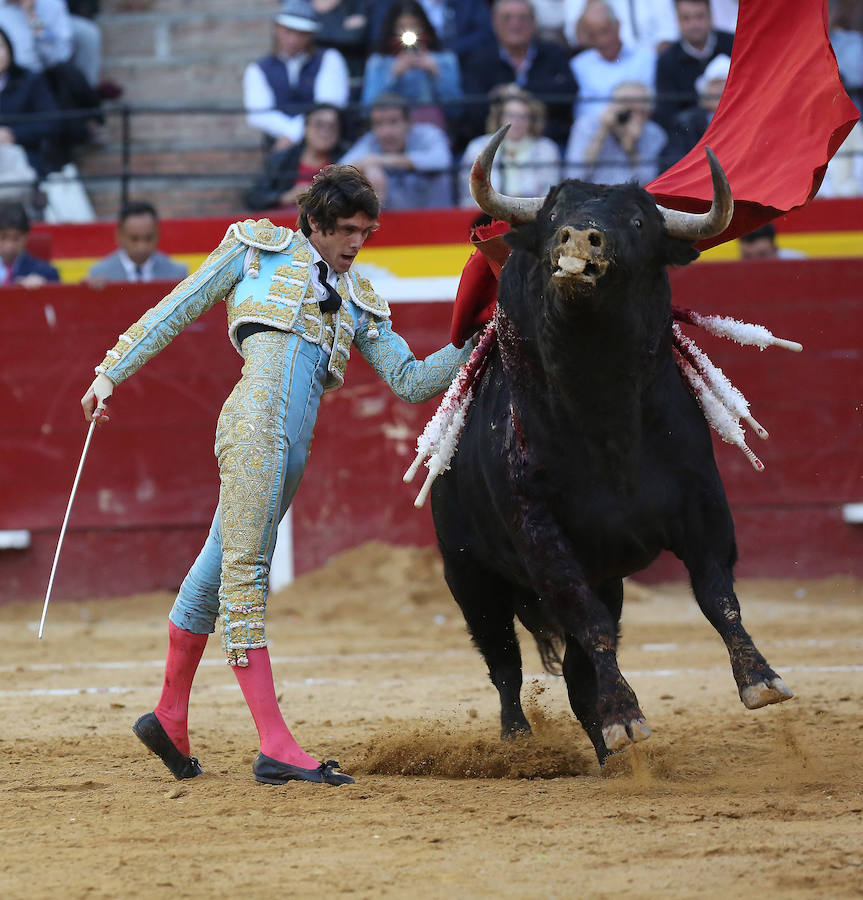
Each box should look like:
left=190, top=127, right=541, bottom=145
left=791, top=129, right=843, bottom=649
left=570, top=1, right=656, bottom=128
left=243, top=0, right=349, bottom=152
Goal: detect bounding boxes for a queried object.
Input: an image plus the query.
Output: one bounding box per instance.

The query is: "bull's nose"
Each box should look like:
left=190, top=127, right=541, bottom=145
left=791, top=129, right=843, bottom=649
left=558, top=226, right=605, bottom=252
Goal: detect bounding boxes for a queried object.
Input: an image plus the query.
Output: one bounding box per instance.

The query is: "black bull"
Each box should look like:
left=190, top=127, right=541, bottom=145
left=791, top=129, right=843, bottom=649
left=430, top=130, right=793, bottom=764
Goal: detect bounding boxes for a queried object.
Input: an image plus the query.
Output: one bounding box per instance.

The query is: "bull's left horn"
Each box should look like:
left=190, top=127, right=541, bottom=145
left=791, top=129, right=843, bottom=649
left=656, top=147, right=734, bottom=241
left=470, top=124, right=545, bottom=224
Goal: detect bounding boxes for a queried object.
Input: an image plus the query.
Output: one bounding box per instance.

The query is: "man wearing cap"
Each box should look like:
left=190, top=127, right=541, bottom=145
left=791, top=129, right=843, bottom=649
left=244, top=0, right=350, bottom=151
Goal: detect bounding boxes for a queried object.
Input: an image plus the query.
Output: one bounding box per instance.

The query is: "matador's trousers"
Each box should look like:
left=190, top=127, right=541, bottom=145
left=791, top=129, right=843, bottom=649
left=168, top=330, right=328, bottom=664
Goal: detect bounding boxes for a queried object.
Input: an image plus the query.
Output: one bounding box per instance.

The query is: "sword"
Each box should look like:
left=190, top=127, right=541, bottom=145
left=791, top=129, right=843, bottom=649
left=38, top=413, right=102, bottom=639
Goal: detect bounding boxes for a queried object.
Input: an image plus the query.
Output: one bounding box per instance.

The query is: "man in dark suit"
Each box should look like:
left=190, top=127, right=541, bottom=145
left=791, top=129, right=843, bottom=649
left=460, top=0, right=577, bottom=150
left=653, top=0, right=734, bottom=134
left=0, top=201, right=59, bottom=287
left=86, top=201, right=188, bottom=287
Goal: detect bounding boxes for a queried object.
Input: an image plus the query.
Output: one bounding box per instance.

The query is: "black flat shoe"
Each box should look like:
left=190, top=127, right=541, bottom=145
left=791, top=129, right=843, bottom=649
left=253, top=753, right=355, bottom=786
left=132, top=712, right=203, bottom=781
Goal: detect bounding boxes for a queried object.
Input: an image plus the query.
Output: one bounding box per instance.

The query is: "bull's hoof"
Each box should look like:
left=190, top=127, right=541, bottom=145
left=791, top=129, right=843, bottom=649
left=601, top=717, right=652, bottom=752
left=740, top=678, right=794, bottom=709
left=501, top=723, right=532, bottom=741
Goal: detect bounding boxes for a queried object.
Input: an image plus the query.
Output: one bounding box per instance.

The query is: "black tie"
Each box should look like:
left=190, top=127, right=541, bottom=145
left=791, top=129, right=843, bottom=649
left=315, top=260, right=342, bottom=313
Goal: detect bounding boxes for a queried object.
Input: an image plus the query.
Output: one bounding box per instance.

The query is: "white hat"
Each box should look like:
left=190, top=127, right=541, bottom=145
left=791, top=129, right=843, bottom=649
left=276, top=0, right=319, bottom=33
left=696, top=54, right=731, bottom=96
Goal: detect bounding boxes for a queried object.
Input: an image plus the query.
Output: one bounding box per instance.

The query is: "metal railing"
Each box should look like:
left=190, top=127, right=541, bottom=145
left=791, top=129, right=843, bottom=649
left=1, top=92, right=860, bottom=218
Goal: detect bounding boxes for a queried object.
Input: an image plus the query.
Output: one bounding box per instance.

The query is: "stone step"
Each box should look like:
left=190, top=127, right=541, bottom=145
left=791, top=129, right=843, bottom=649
left=100, top=58, right=250, bottom=104
left=100, top=12, right=273, bottom=66
left=86, top=178, right=246, bottom=219
left=106, top=0, right=280, bottom=14
left=95, top=106, right=260, bottom=148
left=77, top=145, right=263, bottom=177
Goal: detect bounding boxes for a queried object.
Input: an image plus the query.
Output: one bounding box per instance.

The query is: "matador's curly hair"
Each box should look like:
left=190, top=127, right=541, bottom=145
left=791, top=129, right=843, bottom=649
left=296, top=164, right=380, bottom=236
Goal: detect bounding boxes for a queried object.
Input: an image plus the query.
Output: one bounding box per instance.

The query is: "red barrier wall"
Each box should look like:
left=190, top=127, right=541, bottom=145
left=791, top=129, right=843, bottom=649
left=1, top=258, right=861, bottom=602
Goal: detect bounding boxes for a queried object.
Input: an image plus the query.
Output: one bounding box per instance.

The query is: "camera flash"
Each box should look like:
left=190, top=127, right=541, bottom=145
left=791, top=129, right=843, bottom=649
left=400, top=29, right=418, bottom=48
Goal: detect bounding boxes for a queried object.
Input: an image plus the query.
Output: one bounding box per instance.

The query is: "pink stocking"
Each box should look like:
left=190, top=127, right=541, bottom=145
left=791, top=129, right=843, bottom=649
left=232, top=647, right=318, bottom=768
left=153, top=622, right=208, bottom=757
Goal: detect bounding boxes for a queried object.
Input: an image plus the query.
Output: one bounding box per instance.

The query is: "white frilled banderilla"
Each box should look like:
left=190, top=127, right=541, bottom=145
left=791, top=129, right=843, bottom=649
left=405, top=306, right=803, bottom=507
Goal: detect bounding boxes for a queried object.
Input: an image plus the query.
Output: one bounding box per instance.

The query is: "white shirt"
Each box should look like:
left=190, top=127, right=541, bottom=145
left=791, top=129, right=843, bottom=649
left=118, top=250, right=156, bottom=282
left=570, top=42, right=657, bottom=124
left=243, top=48, right=350, bottom=143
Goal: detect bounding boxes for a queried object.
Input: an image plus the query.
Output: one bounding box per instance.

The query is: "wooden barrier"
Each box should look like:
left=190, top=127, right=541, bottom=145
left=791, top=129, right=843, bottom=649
left=1, top=258, right=861, bottom=602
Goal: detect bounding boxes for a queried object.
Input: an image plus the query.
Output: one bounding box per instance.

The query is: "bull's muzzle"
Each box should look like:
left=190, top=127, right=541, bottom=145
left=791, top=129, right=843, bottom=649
left=552, top=226, right=609, bottom=286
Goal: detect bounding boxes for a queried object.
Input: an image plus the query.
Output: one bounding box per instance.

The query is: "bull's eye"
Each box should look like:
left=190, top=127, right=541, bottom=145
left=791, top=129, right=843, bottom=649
left=633, top=217, right=643, bottom=229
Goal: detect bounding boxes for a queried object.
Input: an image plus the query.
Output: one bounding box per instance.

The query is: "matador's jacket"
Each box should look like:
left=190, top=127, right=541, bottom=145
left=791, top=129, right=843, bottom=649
left=95, top=218, right=471, bottom=664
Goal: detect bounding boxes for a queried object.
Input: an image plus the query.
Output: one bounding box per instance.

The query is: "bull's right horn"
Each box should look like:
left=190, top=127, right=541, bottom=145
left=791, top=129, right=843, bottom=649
left=470, top=124, right=545, bottom=224
left=656, top=147, right=734, bottom=241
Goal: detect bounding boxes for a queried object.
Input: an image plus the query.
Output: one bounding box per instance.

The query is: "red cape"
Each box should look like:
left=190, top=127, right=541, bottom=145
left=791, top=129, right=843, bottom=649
left=647, top=0, right=859, bottom=249
left=451, top=0, right=859, bottom=346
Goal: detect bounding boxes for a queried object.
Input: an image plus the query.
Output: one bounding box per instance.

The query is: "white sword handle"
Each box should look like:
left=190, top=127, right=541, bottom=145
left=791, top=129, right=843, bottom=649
left=39, top=419, right=97, bottom=639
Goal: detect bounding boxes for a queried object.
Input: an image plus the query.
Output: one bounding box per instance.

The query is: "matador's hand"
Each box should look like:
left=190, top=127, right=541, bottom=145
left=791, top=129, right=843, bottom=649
left=81, top=373, right=115, bottom=424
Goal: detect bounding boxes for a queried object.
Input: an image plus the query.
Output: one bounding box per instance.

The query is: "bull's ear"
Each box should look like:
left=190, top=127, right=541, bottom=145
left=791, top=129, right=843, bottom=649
left=504, top=221, right=542, bottom=255
left=664, top=237, right=700, bottom=268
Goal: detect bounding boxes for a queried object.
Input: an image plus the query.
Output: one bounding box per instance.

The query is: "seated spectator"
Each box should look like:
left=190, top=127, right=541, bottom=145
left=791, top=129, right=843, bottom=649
left=460, top=0, right=577, bottom=150
left=366, top=0, right=494, bottom=67
left=0, top=199, right=59, bottom=286
left=566, top=80, right=666, bottom=184
left=459, top=85, right=561, bottom=207
left=0, top=1, right=102, bottom=168
left=564, top=0, right=678, bottom=55
left=243, top=0, right=350, bottom=151
left=653, top=0, right=734, bottom=135
left=0, top=25, right=59, bottom=178
left=360, top=0, right=462, bottom=127
left=738, top=224, right=806, bottom=261
left=570, top=1, right=656, bottom=127
left=246, top=103, right=345, bottom=210
left=660, top=52, right=728, bottom=169
left=339, top=92, right=453, bottom=209
left=86, top=201, right=188, bottom=287
left=312, top=0, right=368, bottom=80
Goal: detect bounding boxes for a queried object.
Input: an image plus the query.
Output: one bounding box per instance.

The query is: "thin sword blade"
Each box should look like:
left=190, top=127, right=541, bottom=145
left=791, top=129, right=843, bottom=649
left=38, top=419, right=97, bottom=639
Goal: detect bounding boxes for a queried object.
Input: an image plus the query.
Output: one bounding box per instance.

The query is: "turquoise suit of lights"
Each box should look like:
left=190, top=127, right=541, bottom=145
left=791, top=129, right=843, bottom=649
left=95, top=219, right=471, bottom=664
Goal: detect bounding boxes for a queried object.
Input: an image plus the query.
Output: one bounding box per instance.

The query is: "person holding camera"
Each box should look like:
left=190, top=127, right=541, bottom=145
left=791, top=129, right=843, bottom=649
left=360, top=0, right=461, bottom=127
left=565, top=80, right=667, bottom=185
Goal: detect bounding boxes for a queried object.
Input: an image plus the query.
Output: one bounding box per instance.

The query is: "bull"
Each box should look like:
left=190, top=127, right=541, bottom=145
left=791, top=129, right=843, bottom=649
left=429, top=128, right=793, bottom=765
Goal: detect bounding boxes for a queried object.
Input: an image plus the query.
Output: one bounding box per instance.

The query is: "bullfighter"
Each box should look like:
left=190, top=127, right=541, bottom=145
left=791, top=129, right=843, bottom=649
left=81, top=165, right=472, bottom=786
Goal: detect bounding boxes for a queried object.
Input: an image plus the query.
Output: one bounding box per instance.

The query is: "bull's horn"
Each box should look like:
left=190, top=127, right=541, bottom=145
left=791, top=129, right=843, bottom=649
left=656, top=147, right=734, bottom=241
left=469, top=124, right=545, bottom=223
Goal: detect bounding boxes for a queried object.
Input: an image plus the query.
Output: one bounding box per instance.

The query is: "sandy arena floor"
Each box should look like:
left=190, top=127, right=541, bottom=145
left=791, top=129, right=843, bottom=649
left=1, top=542, right=861, bottom=899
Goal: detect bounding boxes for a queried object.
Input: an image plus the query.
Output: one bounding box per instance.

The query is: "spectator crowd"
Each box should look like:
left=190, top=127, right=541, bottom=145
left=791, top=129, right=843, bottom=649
left=240, top=0, right=863, bottom=211
left=0, top=0, right=861, bottom=286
